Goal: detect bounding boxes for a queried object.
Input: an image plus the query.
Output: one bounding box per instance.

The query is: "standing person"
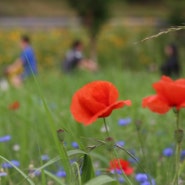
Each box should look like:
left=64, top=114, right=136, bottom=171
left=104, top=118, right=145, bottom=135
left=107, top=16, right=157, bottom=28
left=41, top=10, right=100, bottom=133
left=5, top=35, right=37, bottom=87
left=62, top=40, right=97, bottom=73
left=160, top=43, right=180, bottom=78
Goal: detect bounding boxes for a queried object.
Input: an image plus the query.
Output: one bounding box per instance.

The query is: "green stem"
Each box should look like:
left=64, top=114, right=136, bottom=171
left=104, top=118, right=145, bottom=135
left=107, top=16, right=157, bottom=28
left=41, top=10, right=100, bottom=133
left=173, top=110, right=182, bottom=185
left=103, top=118, right=110, bottom=138
left=102, top=118, right=133, bottom=185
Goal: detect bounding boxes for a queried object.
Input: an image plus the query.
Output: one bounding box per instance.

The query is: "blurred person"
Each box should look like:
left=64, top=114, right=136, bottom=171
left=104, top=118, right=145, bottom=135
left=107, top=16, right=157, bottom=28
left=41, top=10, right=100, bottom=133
left=62, top=40, right=98, bottom=73
left=160, top=43, right=180, bottom=78
left=5, top=35, right=37, bottom=87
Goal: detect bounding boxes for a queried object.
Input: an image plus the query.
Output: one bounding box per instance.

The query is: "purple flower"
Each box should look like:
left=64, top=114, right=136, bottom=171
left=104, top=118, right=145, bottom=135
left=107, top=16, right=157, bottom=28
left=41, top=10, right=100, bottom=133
left=0, top=135, right=11, bottom=142
left=118, top=117, right=131, bottom=126
left=116, top=141, right=125, bottom=147
left=141, top=179, right=156, bottom=185
left=163, top=148, right=173, bottom=157
left=135, top=173, right=148, bottom=183
left=0, top=172, right=7, bottom=176
left=95, top=170, right=101, bottom=176
left=41, top=154, right=49, bottom=161
left=56, top=170, right=66, bottom=178
left=135, top=173, right=156, bottom=185
left=118, top=177, right=125, bottom=183
left=71, top=142, right=79, bottom=149
left=180, top=150, right=185, bottom=161
left=128, top=156, right=139, bottom=164
left=2, top=160, right=20, bottom=168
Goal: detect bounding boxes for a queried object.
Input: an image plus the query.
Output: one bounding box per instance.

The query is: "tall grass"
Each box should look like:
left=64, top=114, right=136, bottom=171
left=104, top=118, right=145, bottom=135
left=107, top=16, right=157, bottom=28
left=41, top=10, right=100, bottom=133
left=0, top=67, right=185, bottom=184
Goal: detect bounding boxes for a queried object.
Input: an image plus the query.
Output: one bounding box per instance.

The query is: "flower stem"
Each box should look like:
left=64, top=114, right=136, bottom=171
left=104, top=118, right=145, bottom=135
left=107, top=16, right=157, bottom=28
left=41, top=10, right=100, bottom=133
left=103, top=118, right=110, bottom=138
left=173, top=110, right=183, bottom=185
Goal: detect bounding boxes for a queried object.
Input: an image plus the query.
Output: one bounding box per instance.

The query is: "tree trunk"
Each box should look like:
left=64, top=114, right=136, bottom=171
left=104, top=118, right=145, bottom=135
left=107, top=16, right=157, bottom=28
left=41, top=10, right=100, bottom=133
left=89, top=35, right=97, bottom=63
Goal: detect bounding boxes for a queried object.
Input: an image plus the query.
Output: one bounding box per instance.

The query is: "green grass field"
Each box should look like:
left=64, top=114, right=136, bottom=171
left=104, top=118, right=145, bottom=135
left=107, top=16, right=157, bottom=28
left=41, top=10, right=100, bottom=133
left=0, top=22, right=185, bottom=184
left=1, top=67, right=185, bottom=184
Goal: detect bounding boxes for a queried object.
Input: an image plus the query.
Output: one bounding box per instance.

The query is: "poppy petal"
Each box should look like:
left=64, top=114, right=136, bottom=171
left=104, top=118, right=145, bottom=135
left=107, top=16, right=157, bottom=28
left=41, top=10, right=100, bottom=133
left=142, top=95, right=170, bottom=114
left=70, top=81, right=131, bottom=125
left=85, top=100, right=131, bottom=125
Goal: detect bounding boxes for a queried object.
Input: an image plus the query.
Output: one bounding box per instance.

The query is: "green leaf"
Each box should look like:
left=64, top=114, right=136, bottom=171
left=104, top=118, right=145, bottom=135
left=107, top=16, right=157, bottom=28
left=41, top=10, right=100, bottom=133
left=81, top=154, right=95, bottom=183
left=85, top=175, right=117, bottom=185
left=0, top=155, right=35, bottom=185
left=67, top=149, right=87, bottom=157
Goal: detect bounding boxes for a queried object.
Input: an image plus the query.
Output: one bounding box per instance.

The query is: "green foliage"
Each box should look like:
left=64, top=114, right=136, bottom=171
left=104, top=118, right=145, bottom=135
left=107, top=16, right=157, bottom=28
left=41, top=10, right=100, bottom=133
left=85, top=175, right=117, bottom=185
left=165, top=0, right=185, bottom=26
left=81, top=154, right=95, bottom=183
left=67, top=0, right=113, bottom=37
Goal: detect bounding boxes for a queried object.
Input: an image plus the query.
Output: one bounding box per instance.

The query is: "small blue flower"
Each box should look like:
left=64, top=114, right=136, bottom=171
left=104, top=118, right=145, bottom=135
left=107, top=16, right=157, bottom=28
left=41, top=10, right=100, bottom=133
left=95, top=170, right=101, bottom=176
left=2, top=160, right=20, bottom=168
left=163, top=148, right=173, bottom=157
left=56, top=170, right=66, bottom=178
left=116, top=169, right=122, bottom=175
left=0, top=172, right=7, bottom=176
left=135, top=173, right=156, bottom=185
left=140, top=179, right=156, bottom=185
left=180, top=150, right=185, bottom=161
left=116, top=141, right=125, bottom=147
left=41, top=154, right=49, bottom=161
left=71, top=142, right=79, bottom=149
left=118, top=118, right=131, bottom=126
left=118, top=177, right=125, bottom=183
left=0, top=135, right=11, bottom=142
left=128, top=156, right=139, bottom=164
left=31, top=170, right=41, bottom=176
left=135, top=173, right=148, bottom=183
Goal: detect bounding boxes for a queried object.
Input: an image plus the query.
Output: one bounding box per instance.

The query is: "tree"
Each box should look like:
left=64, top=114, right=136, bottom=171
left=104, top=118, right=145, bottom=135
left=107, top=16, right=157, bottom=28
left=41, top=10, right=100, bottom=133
left=67, top=0, right=113, bottom=62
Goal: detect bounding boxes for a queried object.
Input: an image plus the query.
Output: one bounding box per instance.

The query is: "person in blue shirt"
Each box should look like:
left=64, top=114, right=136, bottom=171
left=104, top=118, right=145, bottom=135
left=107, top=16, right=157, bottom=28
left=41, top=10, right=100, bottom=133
left=6, top=35, right=37, bottom=87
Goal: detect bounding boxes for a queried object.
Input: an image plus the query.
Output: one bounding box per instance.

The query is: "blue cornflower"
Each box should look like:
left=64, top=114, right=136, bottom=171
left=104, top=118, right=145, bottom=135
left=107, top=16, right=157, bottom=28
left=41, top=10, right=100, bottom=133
left=71, top=142, right=79, bottom=149
left=116, top=141, right=125, bottom=147
left=180, top=150, right=185, bottom=161
left=118, top=177, right=125, bottom=183
left=135, top=173, right=156, bottom=185
left=41, top=154, right=50, bottom=161
left=140, top=179, right=156, bottom=185
left=135, top=173, right=148, bottom=183
left=0, top=172, right=7, bottom=176
left=0, top=135, right=11, bottom=142
left=95, top=170, right=101, bottom=176
left=56, top=170, right=66, bottom=178
left=2, top=160, right=20, bottom=168
left=128, top=156, right=139, bottom=164
left=118, top=117, right=131, bottom=126
left=163, top=148, right=173, bottom=157
left=33, top=170, right=41, bottom=176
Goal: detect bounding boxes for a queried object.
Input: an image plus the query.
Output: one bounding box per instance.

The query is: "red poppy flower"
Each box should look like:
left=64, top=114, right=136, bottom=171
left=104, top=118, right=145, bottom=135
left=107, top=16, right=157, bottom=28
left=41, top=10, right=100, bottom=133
left=8, top=101, right=20, bottom=110
left=142, top=76, right=185, bottom=114
left=109, top=159, right=133, bottom=175
left=70, top=81, right=131, bottom=125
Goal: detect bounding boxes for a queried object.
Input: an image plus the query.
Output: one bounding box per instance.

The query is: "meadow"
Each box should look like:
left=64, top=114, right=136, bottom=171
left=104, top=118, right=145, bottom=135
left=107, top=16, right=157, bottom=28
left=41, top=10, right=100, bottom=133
left=0, top=26, right=185, bottom=185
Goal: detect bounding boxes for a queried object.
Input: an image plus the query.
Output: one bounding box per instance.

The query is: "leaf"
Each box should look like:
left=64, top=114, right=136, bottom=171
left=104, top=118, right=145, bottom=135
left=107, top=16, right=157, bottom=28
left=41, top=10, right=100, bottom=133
left=85, top=175, right=117, bottom=185
left=67, top=149, right=87, bottom=157
left=0, top=155, right=35, bottom=185
left=81, top=154, right=95, bottom=183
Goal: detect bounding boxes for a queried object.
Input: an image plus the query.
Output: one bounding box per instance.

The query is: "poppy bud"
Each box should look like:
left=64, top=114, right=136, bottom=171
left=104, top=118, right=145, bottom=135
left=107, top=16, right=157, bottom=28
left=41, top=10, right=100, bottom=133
left=57, top=129, right=65, bottom=142
left=105, top=137, right=114, bottom=151
left=174, top=129, right=184, bottom=143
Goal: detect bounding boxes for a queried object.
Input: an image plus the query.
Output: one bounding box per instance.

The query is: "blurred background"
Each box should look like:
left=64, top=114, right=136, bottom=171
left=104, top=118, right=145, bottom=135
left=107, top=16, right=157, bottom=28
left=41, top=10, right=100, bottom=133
left=0, top=0, right=184, bottom=73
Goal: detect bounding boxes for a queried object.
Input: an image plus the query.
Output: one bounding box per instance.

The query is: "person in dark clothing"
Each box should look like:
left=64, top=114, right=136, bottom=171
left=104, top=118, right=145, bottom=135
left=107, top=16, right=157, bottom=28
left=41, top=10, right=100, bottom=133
left=160, top=43, right=180, bottom=77
left=62, top=40, right=97, bottom=73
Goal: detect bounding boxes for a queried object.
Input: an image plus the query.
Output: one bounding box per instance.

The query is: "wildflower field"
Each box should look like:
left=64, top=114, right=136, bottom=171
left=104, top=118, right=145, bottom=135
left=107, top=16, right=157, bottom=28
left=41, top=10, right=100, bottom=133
left=0, top=26, right=185, bottom=185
